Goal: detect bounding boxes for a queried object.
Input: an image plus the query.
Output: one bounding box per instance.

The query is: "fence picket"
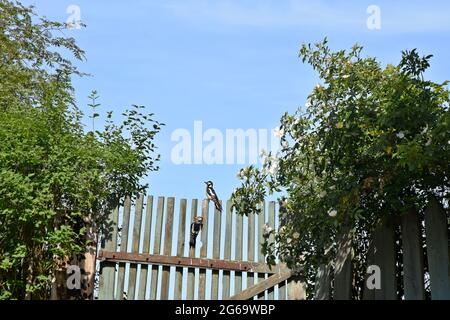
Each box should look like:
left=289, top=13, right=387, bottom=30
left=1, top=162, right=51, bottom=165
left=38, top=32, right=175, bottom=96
left=117, top=196, right=131, bottom=300
left=334, top=229, right=352, bottom=300
left=98, top=205, right=119, bottom=300
left=198, top=200, right=209, bottom=300
left=235, top=210, right=243, bottom=295
left=161, top=197, right=175, bottom=300
left=257, top=202, right=266, bottom=300
left=174, top=199, right=187, bottom=300
left=187, top=199, right=198, bottom=300
left=267, top=201, right=276, bottom=300
left=137, top=196, right=153, bottom=300
left=222, top=200, right=233, bottom=299
left=401, top=209, right=425, bottom=300
left=211, top=203, right=222, bottom=299
left=247, top=211, right=255, bottom=297
left=424, top=198, right=450, bottom=300
left=127, top=194, right=144, bottom=300
left=149, top=197, right=165, bottom=300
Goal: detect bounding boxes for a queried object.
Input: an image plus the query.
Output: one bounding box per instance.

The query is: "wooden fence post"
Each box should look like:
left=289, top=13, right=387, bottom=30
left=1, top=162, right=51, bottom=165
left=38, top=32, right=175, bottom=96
left=211, top=202, right=222, bottom=299
left=160, top=197, right=175, bottom=300
left=424, top=198, right=450, bottom=300
left=149, top=197, right=165, bottom=300
left=127, top=195, right=144, bottom=300
left=314, top=264, right=331, bottom=300
left=137, top=196, right=154, bottom=300
left=174, top=199, right=187, bottom=300
left=334, top=229, right=353, bottom=300
left=363, top=219, right=396, bottom=300
left=198, top=199, right=209, bottom=300
left=98, top=206, right=119, bottom=299
left=222, top=200, right=233, bottom=299
left=401, top=209, right=424, bottom=300
left=116, top=196, right=132, bottom=300
left=186, top=199, right=198, bottom=300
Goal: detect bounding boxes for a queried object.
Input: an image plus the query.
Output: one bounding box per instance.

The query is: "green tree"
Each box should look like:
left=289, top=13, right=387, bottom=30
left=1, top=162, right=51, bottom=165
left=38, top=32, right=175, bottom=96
left=0, top=0, right=163, bottom=299
left=232, top=39, right=449, bottom=298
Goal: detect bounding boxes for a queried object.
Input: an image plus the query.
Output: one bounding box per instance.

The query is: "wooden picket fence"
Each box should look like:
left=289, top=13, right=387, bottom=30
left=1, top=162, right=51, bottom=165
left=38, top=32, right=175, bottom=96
left=97, top=195, right=449, bottom=300
left=328, top=197, right=450, bottom=300
left=97, top=195, right=304, bottom=300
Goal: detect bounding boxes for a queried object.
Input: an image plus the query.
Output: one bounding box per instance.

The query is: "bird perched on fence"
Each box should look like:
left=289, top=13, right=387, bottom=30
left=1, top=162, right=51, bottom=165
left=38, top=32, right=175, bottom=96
left=189, top=216, right=204, bottom=248
left=204, top=181, right=222, bottom=212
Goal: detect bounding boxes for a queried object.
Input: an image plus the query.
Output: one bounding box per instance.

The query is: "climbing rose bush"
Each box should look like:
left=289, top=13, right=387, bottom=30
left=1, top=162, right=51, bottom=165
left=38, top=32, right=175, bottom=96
left=231, top=39, right=450, bottom=298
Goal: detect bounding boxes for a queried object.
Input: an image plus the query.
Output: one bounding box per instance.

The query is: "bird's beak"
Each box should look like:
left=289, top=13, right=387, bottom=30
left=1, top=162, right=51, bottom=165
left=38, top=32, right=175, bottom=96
left=204, top=181, right=207, bottom=184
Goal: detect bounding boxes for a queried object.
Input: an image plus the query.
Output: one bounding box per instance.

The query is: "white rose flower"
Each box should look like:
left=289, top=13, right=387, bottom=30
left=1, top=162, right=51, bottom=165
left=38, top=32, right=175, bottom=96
left=421, top=125, right=428, bottom=134
left=263, top=223, right=273, bottom=236
left=293, top=232, right=300, bottom=239
left=273, top=127, right=284, bottom=138
left=259, top=149, right=267, bottom=158
left=328, top=208, right=337, bottom=217
left=396, top=131, right=405, bottom=139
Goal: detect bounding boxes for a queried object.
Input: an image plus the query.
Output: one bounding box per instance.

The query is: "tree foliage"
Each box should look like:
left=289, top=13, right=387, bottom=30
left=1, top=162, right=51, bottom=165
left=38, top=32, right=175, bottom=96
left=232, top=39, right=450, bottom=298
left=0, top=0, right=163, bottom=299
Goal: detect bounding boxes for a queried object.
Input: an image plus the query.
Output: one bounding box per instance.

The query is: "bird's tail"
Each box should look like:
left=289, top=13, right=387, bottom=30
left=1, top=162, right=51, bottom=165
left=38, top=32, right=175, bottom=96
left=214, top=200, right=222, bottom=212
left=189, top=234, right=196, bottom=248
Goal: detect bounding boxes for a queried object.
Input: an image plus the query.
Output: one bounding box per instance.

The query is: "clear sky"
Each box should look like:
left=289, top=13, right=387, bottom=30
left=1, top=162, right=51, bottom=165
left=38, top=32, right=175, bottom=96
left=25, top=0, right=450, bottom=202
left=23, top=0, right=450, bottom=203
left=21, top=0, right=450, bottom=300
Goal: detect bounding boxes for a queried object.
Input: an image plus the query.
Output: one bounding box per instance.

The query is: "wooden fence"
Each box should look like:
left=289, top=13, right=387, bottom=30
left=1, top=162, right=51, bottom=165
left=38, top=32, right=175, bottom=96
left=331, top=197, right=450, bottom=300
left=97, top=195, right=304, bottom=300
left=97, top=195, right=449, bottom=300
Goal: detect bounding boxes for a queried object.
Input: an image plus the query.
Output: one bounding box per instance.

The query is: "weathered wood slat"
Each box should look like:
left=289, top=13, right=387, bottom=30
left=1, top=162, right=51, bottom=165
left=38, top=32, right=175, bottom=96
left=277, top=214, right=286, bottom=300
left=186, top=199, right=197, bottom=300
left=222, top=200, right=233, bottom=299
left=98, top=205, right=119, bottom=300
left=235, top=211, right=243, bottom=295
left=116, top=196, right=131, bottom=300
left=198, top=200, right=209, bottom=300
left=150, top=197, right=165, bottom=300
left=127, top=195, right=144, bottom=300
left=227, top=270, right=292, bottom=300
left=363, top=219, right=396, bottom=300
left=211, top=203, right=222, bottom=299
left=247, top=211, right=255, bottom=296
left=257, top=202, right=266, bottom=300
left=424, top=198, right=450, bottom=300
left=334, top=229, right=353, bottom=300
left=174, top=199, right=187, bottom=300
left=267, top=201, right=276, bottom=300
left=99, top=251, right=286, bottom=273
left=161, top=197, right=175, bottom=300
left=401, top=209, right=425, bottom=300
left=314, top=264, right=331, bottom=300
left=137, top=196, right=153, bottom=300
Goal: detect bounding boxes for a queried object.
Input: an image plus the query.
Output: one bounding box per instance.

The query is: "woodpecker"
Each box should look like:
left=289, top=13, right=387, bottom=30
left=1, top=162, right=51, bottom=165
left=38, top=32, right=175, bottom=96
left=189, top=216, right=204, bottom=248
left=204, top=181, right=222, bottom=212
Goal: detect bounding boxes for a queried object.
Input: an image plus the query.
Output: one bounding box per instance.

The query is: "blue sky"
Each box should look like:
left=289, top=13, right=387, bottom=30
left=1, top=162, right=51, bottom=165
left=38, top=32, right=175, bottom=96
left=24, top=0, right=450, bottom=202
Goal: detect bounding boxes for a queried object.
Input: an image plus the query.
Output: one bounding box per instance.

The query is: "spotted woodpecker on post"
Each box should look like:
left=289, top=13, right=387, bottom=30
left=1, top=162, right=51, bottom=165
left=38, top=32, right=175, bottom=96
left=204, top=181, right=222, bottom=212
left=189, top=216, right=204, bottom=248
